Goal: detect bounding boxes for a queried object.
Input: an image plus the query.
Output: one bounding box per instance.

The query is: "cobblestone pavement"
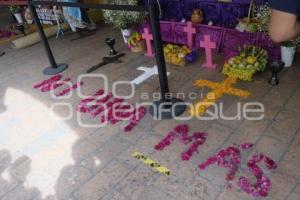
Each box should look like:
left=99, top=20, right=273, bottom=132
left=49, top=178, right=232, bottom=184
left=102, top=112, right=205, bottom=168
left=0, top=26, right=299, bottom=200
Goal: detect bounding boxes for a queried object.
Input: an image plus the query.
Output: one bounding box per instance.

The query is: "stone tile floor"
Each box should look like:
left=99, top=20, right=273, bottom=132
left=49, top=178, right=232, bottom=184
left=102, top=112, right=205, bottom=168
left=0, top=26, right=299, bottom=200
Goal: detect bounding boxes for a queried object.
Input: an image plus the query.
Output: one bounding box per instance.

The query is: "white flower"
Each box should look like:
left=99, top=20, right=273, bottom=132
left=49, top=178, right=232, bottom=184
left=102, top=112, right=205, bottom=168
left=103, top=0, right=147, bottom=29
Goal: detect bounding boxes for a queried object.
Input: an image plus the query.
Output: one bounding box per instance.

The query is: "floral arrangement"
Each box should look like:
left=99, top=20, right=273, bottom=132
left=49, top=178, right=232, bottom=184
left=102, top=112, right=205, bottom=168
left=190, top=77, right=251, bottom=117
left=163, top=44, right=195, bottom=66
left=77, top=88, right=146, bottom=132
left=128, top=32, right=145, bottom=52
left=255, top=4, right=270, bottom=33
left=223, top=45, right=268, bottom=81
left=128, top=32, right=143, bottom=47
left=199, top=143, right=254, bottom=181
left=238, top=153, right=277, bottom=197
left=236, top=0, right=259, bottom=32
left=33, top=74, right=83, bottom=97
left=103, top=0, right=147, bottom=29
left=199, top=143, right=277, bottom=197
left=194, top=78, right=251, bottom=98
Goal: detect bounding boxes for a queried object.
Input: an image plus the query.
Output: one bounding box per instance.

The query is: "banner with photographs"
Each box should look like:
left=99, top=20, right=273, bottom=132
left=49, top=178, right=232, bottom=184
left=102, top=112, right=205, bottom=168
left=36, top=6, right=63, bottom=25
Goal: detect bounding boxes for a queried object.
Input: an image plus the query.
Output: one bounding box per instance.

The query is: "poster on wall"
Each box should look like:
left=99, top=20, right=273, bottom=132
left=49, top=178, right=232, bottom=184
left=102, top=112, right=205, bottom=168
left=36, top=6, right=63, bottom=25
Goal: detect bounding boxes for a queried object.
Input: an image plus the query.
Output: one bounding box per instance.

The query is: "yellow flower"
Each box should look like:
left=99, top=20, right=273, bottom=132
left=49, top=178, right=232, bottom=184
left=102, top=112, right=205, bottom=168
left=246, top=56, right=257, bottom=65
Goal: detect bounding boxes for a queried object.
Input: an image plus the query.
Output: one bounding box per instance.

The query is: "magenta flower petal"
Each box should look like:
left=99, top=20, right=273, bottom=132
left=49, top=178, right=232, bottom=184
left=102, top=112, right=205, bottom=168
left=154, top=125, right=207, bottom=161
left=236, top=153, right=277, bottom=198
left=264, top=156, right=277, bottom=169
left=239, top=143, right=254, bottom=150
left=174, top=124, right=189, bottom=134
left=33, top=75, right=63, bottom=89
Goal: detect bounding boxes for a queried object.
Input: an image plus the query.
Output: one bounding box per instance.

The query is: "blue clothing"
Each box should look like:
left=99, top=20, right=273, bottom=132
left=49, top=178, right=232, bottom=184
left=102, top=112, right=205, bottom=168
left=64, top=0, right=82, bottom=21
left=269, top=0, right=300, bottom=15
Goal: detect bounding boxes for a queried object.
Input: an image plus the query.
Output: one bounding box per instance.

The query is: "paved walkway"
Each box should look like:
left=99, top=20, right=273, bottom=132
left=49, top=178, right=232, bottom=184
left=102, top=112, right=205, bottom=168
left=0, top=26, right=299, bottom=200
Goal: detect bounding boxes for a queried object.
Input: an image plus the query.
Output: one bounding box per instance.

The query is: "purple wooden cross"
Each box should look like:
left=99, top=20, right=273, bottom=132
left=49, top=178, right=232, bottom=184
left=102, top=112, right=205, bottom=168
left=200, top=35, right=217, bottom=69
left=183, top=21, right=196, bottom=48
left=142, top=28, right=155, bottom=57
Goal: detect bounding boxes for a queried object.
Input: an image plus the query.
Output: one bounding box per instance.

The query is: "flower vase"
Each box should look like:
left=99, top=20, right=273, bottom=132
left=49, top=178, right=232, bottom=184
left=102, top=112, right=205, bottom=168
left=130, top=40, right=146, bottom=53
left=121, top=29, right=131, bottom=45
left=281, top=46, right=296, bottom=67
left=14, top=13, right=23, bottom=24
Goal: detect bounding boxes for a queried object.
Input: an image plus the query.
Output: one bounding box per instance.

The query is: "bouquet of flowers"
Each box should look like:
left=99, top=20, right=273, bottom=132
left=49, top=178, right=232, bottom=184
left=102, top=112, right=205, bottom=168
left=128, top=32, right=145, bottom=52
left=163, top=44, right=195, bottom=66
left=223, top=45, right=268, bottom=81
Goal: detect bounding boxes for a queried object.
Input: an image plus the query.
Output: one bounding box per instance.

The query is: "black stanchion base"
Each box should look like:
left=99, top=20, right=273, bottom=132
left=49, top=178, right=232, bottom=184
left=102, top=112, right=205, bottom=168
left=268, top=61, right=284, bottom=86
left=43, top=63, right=68, bottom=75
left=149, top=98, right=187, bottom=120
left=269, top=77, right=279, bottom=86
left=86, top=53, right=125, bottom=73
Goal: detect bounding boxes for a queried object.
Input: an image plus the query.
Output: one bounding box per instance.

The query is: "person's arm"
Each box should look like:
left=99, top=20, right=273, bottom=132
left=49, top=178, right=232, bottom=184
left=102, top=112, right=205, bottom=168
left=268, top=0, right=300, bottom=43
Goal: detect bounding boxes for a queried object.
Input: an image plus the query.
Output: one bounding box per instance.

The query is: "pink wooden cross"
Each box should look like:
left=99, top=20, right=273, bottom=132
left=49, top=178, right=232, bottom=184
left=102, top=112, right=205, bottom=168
left=200, top=34, right=217, bottom=69
left=142, top=28, right=155, bottom=57
left=183, top=21, right=196, bottom=48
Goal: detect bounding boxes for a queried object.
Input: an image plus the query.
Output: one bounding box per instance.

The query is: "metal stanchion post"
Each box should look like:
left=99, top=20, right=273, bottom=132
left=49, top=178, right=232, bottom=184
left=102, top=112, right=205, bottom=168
left=148, top=3, right=186, bottom=119
left=28, top=2, right=68, bottom=75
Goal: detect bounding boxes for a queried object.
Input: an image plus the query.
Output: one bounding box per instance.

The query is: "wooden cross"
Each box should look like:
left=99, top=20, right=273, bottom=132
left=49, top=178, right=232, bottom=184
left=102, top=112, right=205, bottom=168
left=183, top=21, right=196, bottom=48
left=142, top=28, right=155, bottom=57
left=200, top=34, right=217, bottom=69
left=189, top=77, right=251, bottom=117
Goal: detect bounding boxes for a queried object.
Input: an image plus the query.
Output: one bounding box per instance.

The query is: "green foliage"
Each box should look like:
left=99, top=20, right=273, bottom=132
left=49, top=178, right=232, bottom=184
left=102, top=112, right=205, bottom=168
left=9, top=6, right=21, bottom=14
left=280, top=37, right=300, bottom=47
left=103, top=0, right=147, bottom=29
left=255, top=4, right=270, bottom=33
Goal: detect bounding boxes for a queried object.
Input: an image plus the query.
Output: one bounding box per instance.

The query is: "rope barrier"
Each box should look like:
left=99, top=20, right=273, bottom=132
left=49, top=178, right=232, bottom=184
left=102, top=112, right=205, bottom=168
left=28, top=0, right=148, bottom=12
left=0, top=0, right=187, bottom=119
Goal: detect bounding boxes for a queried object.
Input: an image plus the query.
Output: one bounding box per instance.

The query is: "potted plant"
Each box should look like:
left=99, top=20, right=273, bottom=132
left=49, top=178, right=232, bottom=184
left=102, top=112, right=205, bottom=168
left=128, top=32, right=145, bottom=52
left=9, top=6, right=23, bottom=23
left=280, top=38, right=300, bottom=67
left=103, top=0, right=146, bottom=44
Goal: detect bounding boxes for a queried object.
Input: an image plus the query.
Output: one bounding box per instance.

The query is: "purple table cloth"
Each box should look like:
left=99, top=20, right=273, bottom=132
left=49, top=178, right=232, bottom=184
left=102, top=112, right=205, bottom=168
left=141, top=1, right=280, bottom=61
left=141, top=20, right=280, bottom=61
left=144, top=0, right=267, bottom=28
